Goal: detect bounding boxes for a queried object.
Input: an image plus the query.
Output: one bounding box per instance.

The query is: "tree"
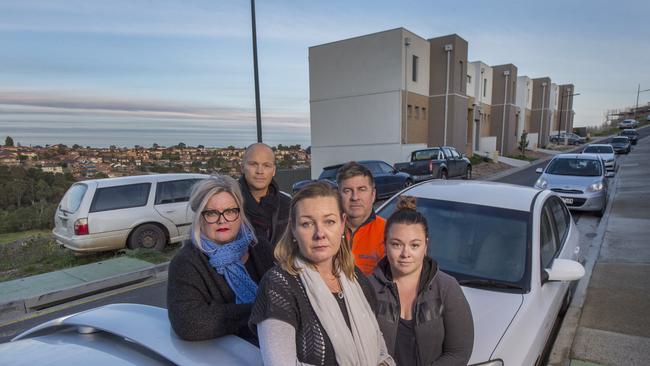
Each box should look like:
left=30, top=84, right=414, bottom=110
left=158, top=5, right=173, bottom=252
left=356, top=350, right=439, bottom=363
left=5, top=136, right=14, bottom=147
left=518, top=131, right=529, bottom=157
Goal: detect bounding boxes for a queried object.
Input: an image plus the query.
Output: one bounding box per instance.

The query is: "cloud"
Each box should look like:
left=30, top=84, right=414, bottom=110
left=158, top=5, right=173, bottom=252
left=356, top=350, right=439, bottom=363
left=0, top=89, right=309, bottom=128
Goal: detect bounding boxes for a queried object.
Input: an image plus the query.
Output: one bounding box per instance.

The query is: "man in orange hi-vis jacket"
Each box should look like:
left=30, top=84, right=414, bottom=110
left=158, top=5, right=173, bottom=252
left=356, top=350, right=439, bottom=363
left=337, top=162, right=386, bottom=276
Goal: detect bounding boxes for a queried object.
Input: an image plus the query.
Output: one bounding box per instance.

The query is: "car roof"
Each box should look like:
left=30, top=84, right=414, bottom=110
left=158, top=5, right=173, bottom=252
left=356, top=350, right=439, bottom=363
left=621, top=128, right=637, bottom=132
left=394, top=180, right=540, bottom=212
left=584, top=144, right=612, bottom=147
left=553, top=153, right=600, bottom=160
left=322, top=160, right=386, bottom=170
left=81, top=173, right=210, bottom=187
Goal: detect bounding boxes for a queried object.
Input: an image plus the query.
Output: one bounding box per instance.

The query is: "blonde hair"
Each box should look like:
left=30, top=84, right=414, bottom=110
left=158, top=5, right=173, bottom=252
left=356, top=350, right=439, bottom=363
left=274, top=181, right=356, bottom=279
left=188, top=174, right=256, bottom=251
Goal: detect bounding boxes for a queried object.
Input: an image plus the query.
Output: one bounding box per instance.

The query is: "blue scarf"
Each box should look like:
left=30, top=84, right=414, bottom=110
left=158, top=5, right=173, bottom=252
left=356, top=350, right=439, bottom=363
left=194, top=225, right=258, bottom=304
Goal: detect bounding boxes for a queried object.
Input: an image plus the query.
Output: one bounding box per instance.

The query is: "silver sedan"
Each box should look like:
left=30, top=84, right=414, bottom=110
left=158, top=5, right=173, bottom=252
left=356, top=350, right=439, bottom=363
left=535, top=153, right=614, bottom=217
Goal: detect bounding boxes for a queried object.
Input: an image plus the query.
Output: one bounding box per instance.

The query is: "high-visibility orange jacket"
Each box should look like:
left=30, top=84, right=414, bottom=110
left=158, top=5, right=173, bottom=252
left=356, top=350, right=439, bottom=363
left=345, top=212, right=385, bottom=276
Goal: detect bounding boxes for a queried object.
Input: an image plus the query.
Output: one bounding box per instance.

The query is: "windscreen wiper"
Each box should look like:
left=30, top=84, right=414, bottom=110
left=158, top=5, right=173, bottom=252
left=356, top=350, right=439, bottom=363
left=458, top=279, right=522, bottom=290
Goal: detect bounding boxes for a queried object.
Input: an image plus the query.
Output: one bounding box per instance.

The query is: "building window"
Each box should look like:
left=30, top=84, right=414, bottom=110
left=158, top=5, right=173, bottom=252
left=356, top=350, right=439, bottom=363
left=408, top=104, right=412, bottom=117
left=459, top=61, right=464, bottom=91
left=467, top=74, right=472, bottom=84
left=412, top=55, right=418, bottom=82
left=483, top=79, right=487, bottom=97
left=415, top=106, right=420, bottom=119
left=422, top=107, right=427, bottom=120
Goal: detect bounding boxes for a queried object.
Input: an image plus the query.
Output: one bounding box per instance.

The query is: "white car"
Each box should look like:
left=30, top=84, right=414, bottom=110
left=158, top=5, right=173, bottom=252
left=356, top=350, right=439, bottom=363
left=377, top=180, right=584, bottom=366
left=0, top=303, right=262, bottom=365
left=581, top=144, right=616, bottom=172
left=53, top=173, right=210, bottom=252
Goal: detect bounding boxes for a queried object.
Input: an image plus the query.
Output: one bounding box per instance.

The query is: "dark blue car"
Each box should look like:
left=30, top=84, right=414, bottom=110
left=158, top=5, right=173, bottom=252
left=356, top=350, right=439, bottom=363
left=292, top=160, right=413, bottom=200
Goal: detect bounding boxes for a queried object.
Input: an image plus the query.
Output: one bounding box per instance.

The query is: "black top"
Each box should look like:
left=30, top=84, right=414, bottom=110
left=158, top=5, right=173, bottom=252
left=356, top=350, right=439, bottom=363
left=249, top=265, right=377, bottom=366
left=167, top=239, right=275, bottom=343
left=394, top=318, right=418, bottom=366
left=239, top=177, right=291, bottom=247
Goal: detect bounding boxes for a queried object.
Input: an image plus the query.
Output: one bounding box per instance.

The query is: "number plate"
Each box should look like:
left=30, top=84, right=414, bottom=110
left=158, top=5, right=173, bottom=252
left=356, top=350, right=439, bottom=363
left=562, top=197, right=574, bottom=205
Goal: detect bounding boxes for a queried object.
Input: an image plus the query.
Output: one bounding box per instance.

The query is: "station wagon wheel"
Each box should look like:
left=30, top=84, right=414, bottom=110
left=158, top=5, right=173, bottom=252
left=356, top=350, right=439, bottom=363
left=128, top=224, right=166, bottom=251
left=403, top=179, right=413, bottom=188
left=439, top=170, right=448, bottom=180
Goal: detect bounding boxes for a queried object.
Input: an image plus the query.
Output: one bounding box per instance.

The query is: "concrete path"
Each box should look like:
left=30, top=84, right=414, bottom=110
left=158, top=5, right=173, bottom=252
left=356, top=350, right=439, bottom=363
left=569, top=139, right=650, bottom=365
left=0, top=257, right=167, bottom=324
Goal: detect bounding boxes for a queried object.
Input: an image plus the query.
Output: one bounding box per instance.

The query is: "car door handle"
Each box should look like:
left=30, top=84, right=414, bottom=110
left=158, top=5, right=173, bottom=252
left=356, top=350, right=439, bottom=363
left=164, top=210, right=176, bottom=214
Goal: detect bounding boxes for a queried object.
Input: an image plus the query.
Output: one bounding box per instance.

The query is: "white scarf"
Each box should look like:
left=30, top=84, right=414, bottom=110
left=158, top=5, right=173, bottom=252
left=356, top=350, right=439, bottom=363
left=295, top=258, right=395, bottom=366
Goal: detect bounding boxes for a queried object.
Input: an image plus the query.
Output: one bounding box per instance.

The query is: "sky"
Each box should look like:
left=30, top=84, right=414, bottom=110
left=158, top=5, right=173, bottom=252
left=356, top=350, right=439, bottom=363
left=1, top=0, right=648, bottom=148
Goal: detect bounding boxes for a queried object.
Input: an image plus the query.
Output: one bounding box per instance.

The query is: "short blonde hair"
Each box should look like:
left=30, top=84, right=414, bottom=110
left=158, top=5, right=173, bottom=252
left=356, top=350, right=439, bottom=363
left=274, top=181, right=355, bottom=279
left=188, top=175, right=256, bottom=251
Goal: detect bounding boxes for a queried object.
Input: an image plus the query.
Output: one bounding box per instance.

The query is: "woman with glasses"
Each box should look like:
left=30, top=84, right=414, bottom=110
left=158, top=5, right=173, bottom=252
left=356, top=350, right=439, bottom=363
left=250, top=182, right=394, bottom=366
left=167, top=175, right=274, bottom=343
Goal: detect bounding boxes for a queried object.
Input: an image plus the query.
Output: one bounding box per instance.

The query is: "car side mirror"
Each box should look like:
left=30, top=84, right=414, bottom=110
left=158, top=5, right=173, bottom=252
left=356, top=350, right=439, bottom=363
left=606, top=172, right=615, bottom=178
left=544, top=258, right=584, bottom=282
left=535, top=168, right=543, bottom=174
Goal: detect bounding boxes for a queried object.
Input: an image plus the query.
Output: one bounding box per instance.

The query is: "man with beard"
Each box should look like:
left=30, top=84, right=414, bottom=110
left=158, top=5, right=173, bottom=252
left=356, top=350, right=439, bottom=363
left=239, top=143, right=291, bottom=248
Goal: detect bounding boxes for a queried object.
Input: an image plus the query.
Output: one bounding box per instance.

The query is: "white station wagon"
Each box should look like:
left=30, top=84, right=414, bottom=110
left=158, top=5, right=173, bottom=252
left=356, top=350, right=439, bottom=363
left=53, top=173, right=210, bottom=252
left=377, top=180, right=584, bottom=366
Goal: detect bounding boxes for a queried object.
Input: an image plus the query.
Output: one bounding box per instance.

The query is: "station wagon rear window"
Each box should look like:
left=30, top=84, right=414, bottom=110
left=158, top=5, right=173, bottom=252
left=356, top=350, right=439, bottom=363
left=90, top=183, right=151, bottom=213
left=60, top=183, right=88, bottom=213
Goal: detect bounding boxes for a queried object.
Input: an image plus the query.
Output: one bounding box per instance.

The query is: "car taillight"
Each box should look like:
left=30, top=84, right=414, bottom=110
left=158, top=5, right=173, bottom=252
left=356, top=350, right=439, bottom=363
left=74, top=218, right=89, bottom=236
left=429, top=160, right=433, bottom=173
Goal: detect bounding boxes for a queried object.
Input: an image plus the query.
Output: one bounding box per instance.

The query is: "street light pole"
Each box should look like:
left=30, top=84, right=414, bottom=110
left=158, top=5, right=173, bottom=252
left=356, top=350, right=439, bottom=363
left=562, top=88, right=580, bottom=145
left=443, top=44, right=453, bottom=146
left=250, top=0, right=262, bottom=142
left=501, top=70, right=510, bottom=156
left=635, top=84, right=650, bottom=121
left=403, top=37, right=411, bottom=144
left=539, top=82, right=547, bottom=148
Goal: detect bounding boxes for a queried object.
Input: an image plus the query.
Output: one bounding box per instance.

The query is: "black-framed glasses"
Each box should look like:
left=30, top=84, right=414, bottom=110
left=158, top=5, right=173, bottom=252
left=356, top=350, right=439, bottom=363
left=201, top=207, right=240, bottom=223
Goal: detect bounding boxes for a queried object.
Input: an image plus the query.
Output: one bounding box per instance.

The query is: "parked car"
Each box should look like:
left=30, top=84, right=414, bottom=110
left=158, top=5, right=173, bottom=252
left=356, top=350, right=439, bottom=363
left=549, top=132, right=586, bottom=145
left=581, top=144, right=616, bottom=171
left=609, top=136, right=631, bottom=154
left=376, top=180, right=584, bottom=366
left=619, top=129, right=639, bottom=145
left=0, top=303, right=261, bottom=365
left=394, top=146, right=472, bottom=182
left=618, top=119, right=638, bottom=129
left=292, top=160, right=412, bottom=199
left=53, top=173, right=209, bottom=253
left=535, top=154, right=614, bottom=217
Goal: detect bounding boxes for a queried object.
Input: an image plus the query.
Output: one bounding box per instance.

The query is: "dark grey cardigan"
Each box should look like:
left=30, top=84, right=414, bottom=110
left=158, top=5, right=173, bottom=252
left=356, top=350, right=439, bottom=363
left=167, top=239, right=274, bottom=342
left=369, top=257, right=474, bottom=366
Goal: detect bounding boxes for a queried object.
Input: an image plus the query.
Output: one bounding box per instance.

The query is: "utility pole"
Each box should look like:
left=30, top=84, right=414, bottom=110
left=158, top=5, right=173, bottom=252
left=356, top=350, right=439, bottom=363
left=635, top=84, right=650, bottom=121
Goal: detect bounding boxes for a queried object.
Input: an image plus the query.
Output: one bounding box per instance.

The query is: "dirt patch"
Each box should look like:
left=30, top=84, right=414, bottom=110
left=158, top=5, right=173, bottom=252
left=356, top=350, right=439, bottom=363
left=471, top=161, right=513, bottom=180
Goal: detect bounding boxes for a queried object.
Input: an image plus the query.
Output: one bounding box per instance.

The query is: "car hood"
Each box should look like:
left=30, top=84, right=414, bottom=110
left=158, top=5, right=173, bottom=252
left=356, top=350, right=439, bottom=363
left=462, top=287, right=523, bottom=363
left=541, top=173, right=602, bottom=189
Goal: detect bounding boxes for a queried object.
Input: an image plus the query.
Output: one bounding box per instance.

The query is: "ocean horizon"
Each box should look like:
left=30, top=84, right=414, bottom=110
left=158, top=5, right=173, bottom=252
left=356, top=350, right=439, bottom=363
left=0, top=119, right=311, bottom=149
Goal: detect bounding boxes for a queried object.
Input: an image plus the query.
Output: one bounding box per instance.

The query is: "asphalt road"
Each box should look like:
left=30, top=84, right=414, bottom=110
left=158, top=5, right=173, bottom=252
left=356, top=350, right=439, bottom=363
left=2, top=126, right=648, bottom=344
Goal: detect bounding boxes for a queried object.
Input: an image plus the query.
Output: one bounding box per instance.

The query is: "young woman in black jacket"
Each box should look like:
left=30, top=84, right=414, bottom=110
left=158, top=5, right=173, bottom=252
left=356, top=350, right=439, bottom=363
left=167, top=175, right=274, bottom=344
left=369, top=196, right=474, bottom=366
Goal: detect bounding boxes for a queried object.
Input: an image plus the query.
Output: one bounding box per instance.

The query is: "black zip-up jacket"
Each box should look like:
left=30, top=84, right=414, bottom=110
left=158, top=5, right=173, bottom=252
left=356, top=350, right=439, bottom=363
left=369, top=257, right=474, bottom=366
left=239, top=177, right=291, bottom=247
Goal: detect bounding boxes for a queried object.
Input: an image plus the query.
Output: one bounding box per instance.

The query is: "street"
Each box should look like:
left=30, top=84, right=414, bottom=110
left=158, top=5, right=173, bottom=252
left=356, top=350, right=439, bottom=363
left=1, top=129, right=648, bottom=350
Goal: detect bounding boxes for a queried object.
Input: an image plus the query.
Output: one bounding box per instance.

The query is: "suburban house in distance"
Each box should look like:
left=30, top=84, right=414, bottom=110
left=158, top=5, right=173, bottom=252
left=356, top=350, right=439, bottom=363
left=554, top=84, right=577, bottom=135
left=515, top=75, right=534, bottom=148
left=308, top=27, right=577, bottom=178
left=530, top=77, right=552, bottom=148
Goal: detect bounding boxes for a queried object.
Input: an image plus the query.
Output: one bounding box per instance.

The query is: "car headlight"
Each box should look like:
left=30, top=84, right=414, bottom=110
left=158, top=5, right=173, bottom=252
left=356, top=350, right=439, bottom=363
left=470, top=360, right=504, bottom=366
left=534, top=177, right=548, bottom=189
left=587, top=181, right=604, bottom=192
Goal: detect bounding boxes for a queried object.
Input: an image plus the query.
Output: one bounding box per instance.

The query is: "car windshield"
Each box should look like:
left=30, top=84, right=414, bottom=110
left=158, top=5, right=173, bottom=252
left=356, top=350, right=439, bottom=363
left=378, top=198, right=529, bottom=287
left=611, top=137, right=628, bottom=143
left=583, top=146, right=613, bottom=154
left=319, top=167, right=340, bottom=180
left=546, top=158, right=602, bottom=176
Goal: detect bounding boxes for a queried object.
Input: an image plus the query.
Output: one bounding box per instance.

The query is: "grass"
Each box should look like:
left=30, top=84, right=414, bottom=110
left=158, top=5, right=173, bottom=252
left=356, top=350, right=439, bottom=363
left=469, top=154, right=489, bottom=166
left=0, top=231, right=181, bottom=282
left=506, top=153, right=537, bottom=162
left=0, top=230, right=52, bottom=245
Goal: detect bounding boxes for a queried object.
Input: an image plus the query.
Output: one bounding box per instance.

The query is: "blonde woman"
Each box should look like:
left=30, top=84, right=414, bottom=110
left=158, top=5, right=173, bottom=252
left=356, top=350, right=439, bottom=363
left=250, top=182, right=394, bottom=366
left=167, top=175, right=274, bottom=343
